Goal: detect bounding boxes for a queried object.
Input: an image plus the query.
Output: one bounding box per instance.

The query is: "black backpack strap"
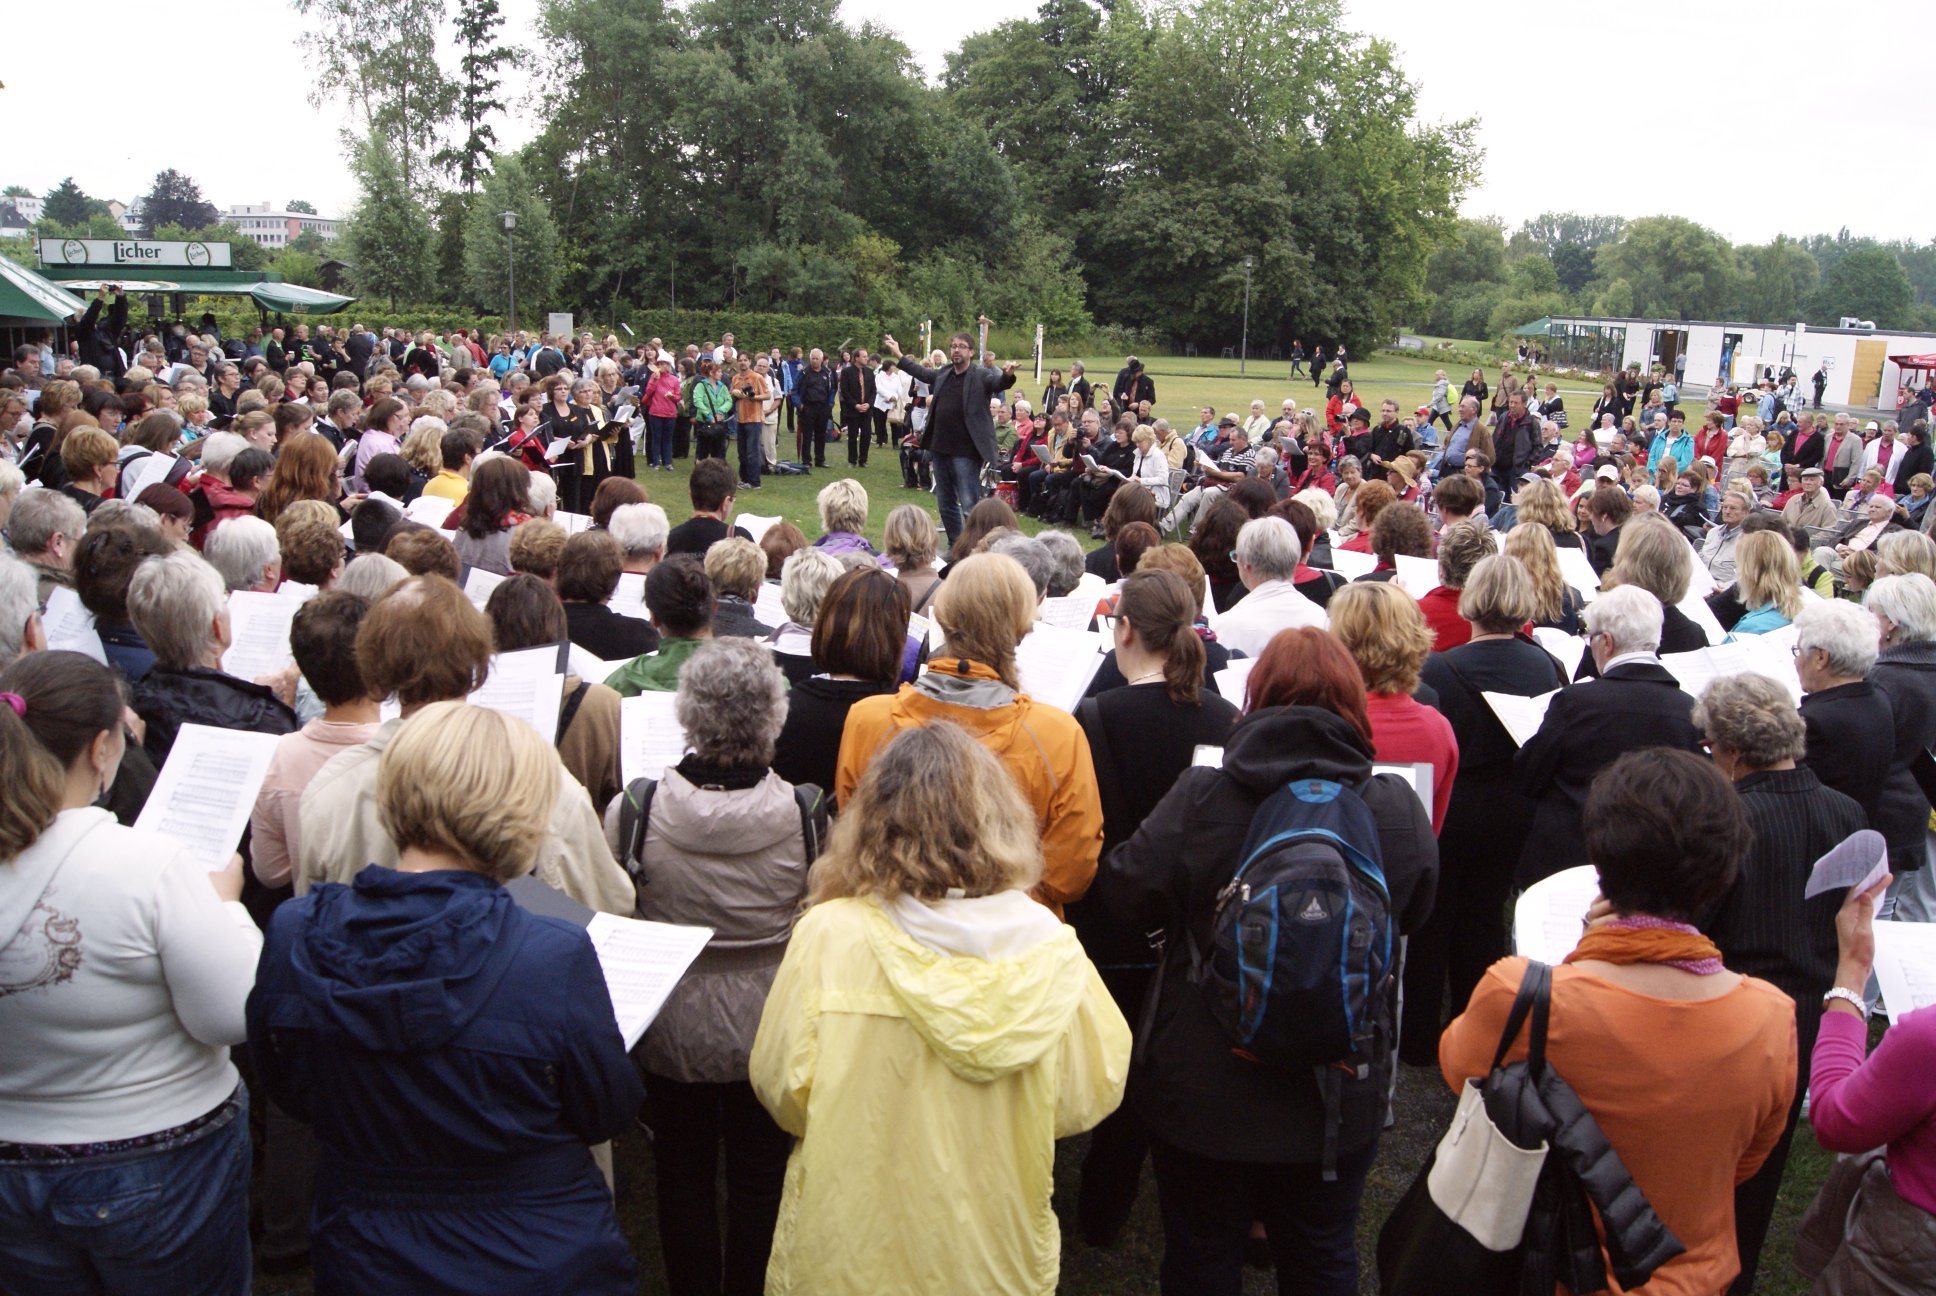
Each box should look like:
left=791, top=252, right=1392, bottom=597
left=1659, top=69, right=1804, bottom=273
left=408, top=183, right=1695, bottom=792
left=616, top=776, right=659, bottom=889
left=793, top=783, right=829, bottom=868
left=1076, top=696, right=1131, bottom=838
left=1492, top=959, right=1551, bottom=1076
left=554, top=680, right=592, bottom=746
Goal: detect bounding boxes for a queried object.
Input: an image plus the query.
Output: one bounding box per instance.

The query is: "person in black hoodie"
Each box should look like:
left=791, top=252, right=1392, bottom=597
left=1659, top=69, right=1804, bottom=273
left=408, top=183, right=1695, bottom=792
left=1097, top=627, right=1436, bottom=1295
left=247, top=702, right=642, bottom=1295
left=770, top=568, right=903, bottom=795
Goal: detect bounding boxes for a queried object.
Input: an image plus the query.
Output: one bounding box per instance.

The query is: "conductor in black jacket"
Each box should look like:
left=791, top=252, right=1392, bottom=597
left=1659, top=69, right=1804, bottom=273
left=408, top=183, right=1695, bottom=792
left=1516, top=585, right=1703, bottom=885
left=881, top=328, right=1016, bottom=546
left=73, top=287, right=129, bottom=381
left=839, top=349, right=878, bottom=469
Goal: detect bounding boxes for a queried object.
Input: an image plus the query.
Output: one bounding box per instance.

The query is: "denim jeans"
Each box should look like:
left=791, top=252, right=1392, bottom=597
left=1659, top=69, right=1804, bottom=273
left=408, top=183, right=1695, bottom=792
left=647, top=415, right=676, bottom=467
left=737, top=420, right=763, bottom=488
left=1150, top=1135, right=1375, bottom=1296
left=0, top=1085, right=252, bottom=1296
left=933, top=452, right=985, bottom=546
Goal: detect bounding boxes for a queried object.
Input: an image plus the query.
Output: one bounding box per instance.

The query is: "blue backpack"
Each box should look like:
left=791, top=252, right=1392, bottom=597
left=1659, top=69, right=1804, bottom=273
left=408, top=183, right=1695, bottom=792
left=1189, top=777, right=1393, bottom=1071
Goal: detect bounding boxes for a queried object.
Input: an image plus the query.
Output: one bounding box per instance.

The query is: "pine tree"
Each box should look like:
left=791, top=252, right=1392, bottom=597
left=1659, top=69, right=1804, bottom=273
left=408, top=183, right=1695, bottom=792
left=435, top=0, right=517, bottom=190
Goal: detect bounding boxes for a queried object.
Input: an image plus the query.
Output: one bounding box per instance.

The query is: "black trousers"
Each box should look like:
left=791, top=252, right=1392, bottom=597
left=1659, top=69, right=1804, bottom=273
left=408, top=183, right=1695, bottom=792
left=798, top=403, right=830, bottom=467
left=841, top=405, right=870, bottom=466
left=1729, top=1002, right=1822, bottom=1294
left=1077, top=966, right=1154, bottom=1244
left=644, top=1075, right=790, bottom=1296
left=872, top=409, right=890, bottom=447
left=900, top=441, right=932, bottom=490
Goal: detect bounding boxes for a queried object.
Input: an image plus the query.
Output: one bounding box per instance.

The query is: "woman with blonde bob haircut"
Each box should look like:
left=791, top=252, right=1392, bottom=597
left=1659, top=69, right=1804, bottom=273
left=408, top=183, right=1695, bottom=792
left=1505, top=521, right=1586, bottom=634
left=881, top=503, right=942, bottom=614
left=811, top=477, right=881, bottom=562
left=1730, top=529, right=1803, bottom=635
left=754, top=722, right=1128, bottom=1296
left=248, top=701, right=643, bottom=1295
left=837, top=554, right=1104, bottom=915
left=1328, top=582, right=1458, bottom=830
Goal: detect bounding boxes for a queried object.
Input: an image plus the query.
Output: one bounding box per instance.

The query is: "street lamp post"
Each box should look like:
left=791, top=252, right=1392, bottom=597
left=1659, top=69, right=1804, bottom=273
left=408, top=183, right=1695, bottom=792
left=1240, top=255, right=1254, bottom=378
left=501, top=210, right=518, bottom=331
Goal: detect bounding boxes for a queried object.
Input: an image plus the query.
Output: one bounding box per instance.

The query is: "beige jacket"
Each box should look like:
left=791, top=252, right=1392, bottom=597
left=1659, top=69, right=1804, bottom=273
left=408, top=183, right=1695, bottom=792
left=295, top=717, right=634, bottom=915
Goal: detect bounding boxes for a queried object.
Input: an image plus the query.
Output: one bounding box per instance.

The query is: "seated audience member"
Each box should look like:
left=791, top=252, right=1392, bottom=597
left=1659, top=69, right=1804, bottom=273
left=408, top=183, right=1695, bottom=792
left=73, top=524, right=171, bottom=682
left=276, top=512, right=347, bottom=590
left=1799, top=871, right=1936, bottom=1285
left=1416, top=520, right=1496, bottom=651
left=664, top=458, right=753, bottom=556
left=295, top=575, right=631, bottom=913
left=704, top=537, right=776, bottom=638
left=751, top=723, right=1127, bottom=1294
left=810, top=478, right=883, bottom=563
left=1793, top=598, right=1891, bottom=822
left=1213, top=517, right=1329, bottom=656
left=453, top=457, right=534, bottom=577
left=1866, top=574, right=1936, bottom=913
left=127, top=550, right=299, bottom=762
left=1328, top=580, right=1459, bottom=830
left=249, top=702, right=642, bottom=1296
left=9, top=488, right=87, bottom=605
left=1095, top=627, right=1435, bottom=1294
left=772, top=567, right=908, bottom=796
left=605, top=637, right=821, bottom=1295
left=1692, top=672, right=1868, bottom=1288
left=604, top=556, right=716, bottom=696
left=1816, top=493, right=1907, bottom=579
left=336, top=552, right=408, bottom=603
left=1443, top=748, right=1795, bottom=1296
left=508, top=516, right=567, bottom=584
left=1515, top=584, right=1703, bottom=883
left=589, top=476, right=648, bottom=532
left=837, top=554, right=1103, bottom=915
left=608, top=501, right=671, bottom=578
left=383, top=525, right=464, bottom=581
left=883, top=504, right=943, bottom=615
left=767, top=548, right=845, bottom=686
left=204, top=515, right=282, bottom=592
left=486, top=574, right=623, bottom=812
left=1505, top=522, right=1586, bottom=635
left=559, top=531, right=659, bottom=663
left=0, top=650, right=261, bottom=1296
left=251, top=592, right=381, bottom=892
left=759, top=520, right=807, bottom=582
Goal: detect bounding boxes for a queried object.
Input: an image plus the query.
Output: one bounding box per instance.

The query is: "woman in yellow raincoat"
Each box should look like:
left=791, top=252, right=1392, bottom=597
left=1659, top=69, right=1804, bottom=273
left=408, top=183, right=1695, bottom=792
left=750, top=721, right=1130, bottom=1295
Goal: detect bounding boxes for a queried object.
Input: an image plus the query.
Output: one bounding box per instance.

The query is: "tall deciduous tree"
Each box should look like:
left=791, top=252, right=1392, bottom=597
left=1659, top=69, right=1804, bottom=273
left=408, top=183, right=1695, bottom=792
left=136, top=170, right=220, bottom=236
left=463, top=158, right=558, bottom=315
left=291, top=0, right=457, bottom=184
left=1591, top=216, right=1736, bottom=321
left=437, top=0, right=518, bottom=190
left=339, top=134, right=436, bottom=309
left=287, top=199, right=317, bottom=214
left=1810, top=247, right=1914, bottom=328
left=1732, top=237, right=1819, bottom=323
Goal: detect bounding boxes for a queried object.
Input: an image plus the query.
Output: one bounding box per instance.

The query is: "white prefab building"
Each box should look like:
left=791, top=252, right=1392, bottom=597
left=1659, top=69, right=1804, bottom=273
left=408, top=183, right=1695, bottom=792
left=224, top=203, right=342, bottom=249
left=1524, top=314, right=1936, bottom=413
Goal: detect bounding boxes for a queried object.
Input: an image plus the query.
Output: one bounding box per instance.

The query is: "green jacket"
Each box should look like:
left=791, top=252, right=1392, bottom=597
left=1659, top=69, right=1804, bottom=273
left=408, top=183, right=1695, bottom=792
left=692, top=378, right=733, bottom=424
left=604, top=635, right=707, bottom=697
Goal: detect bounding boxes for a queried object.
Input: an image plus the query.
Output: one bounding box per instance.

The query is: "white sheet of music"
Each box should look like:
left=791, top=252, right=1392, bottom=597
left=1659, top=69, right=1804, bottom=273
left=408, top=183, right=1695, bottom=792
left=610, top=571, right=649, bottom=622
left=1015, top=622, right=1105, bottom=712
left=585, top=913, right=714, bottom=1049
left=1393, top=554, right=1440, bottom=598
left=1482, top=689, right=1557, bottom=748
left=1530, top=627, right=1586, bottom=680
left=220, top=590, right=304, bottom=684
left=734, top=513, right=782, bottom=543
left=1873, top=922, right=1936, bottom=1024
left=469, top=647, right=565, bottom=738
left=42, top=586, right=105, bottom=664
left=463, top=567, right=505, bottom=608
left=1325, top=547, right=1378, bottom=580
left=1513, top=865, right=1602, bottom=966
left=1038, top=594, right=1099, bottom=633
left=1555, top=547, right=1602, bottom=602
left=620, top=692, right=689, bottom=785
left=555, top=511, right=594, bottom=535
left=753, top=581, right=789, bottom=629
left=1680, top=589, right=1728, bottom=645
left=1215, top=657, right=1257, bottom=706
left=1372, top=762, right=1434, bottom=815
left=134, top=724, right=282, bottom=871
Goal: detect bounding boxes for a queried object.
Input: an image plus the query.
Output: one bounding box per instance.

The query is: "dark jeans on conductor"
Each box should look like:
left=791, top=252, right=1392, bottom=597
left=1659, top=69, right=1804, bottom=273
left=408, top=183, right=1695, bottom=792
left=645, top=1075, right=789, bottom=1296
left=933, top=452, right=985, bottom=546
left=1151, top=1135, right=1376, bottom=1296
left=798, top=403, right=831, bottom=467
left=0, top=1085, right=251, bottom=1296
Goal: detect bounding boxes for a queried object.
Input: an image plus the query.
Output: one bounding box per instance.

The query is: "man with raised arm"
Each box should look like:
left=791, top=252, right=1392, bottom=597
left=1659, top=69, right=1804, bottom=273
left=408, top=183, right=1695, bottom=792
left=880, top=326, right=1016, bottom=546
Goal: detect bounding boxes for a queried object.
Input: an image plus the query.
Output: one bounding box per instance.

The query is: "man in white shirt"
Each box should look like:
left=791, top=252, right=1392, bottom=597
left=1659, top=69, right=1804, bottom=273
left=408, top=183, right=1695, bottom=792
left=1862, top=420, right=1905, bottom=489
left=1215, top=516, right=1328, bottom=657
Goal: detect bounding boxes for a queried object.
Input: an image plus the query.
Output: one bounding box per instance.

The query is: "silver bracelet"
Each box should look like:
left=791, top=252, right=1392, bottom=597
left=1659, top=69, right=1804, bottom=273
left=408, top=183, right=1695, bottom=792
left=1822, top=986, right=1871, bottom=1020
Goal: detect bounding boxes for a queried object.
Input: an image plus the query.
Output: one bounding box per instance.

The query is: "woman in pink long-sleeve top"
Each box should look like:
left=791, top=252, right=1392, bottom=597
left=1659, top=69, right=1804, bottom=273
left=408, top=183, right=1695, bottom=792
left=1802, top=871, right=1936, bottom=1290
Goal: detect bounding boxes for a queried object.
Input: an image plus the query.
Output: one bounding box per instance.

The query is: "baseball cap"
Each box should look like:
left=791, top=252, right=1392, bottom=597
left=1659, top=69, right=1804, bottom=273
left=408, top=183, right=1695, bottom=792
left=1865, top=420, right=1881, bottom=431
left=1518, top=470, right=1544, bottom=486
left=1595, top=465, right=1620, bottom=481
left=1415, top=405, right=1431, bottom=418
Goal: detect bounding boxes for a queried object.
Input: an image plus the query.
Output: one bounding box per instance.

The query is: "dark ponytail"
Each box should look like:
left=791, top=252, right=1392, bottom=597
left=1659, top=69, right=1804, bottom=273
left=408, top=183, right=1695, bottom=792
left=0, top=651, right=122, bottom=859
left=1116, top=569, right=1204, bottom=706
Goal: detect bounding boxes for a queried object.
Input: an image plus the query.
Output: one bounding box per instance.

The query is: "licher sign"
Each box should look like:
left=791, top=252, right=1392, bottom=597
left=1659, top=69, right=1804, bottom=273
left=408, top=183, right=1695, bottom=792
left=38, top=239, right=233, bottom=269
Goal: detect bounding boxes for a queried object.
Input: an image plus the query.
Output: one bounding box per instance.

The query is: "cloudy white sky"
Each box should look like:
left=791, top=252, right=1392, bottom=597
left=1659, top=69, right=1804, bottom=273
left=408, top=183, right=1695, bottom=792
left=9, top=0, right=1927, bottom=246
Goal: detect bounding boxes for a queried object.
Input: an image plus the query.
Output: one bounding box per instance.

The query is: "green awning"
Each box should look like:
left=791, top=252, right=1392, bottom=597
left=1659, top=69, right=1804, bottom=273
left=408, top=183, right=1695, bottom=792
left=36, top=266, right=354, bottom=314
left=246, top=281, right=355, bottom=315
left=0, top=258, right=88, bottom=325
left=1511, top=316, right=1554, bottom=337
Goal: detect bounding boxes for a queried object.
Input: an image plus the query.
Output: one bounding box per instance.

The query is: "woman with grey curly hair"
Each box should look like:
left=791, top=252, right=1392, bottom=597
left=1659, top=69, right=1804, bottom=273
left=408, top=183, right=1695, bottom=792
left=602, top=634, right=825, bottom=1296
left=1691, top=670, right=1868, bottom=1287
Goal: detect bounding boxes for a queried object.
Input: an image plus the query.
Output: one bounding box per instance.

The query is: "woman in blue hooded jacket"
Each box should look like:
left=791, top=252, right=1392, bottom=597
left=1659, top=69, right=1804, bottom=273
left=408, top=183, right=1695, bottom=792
left=247, top=702, right=643, bottom=1296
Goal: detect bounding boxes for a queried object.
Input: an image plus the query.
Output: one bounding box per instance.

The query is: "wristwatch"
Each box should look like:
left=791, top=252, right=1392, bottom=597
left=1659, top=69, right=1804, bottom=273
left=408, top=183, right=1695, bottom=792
left=1822, top=987, right=1871, bottom=1020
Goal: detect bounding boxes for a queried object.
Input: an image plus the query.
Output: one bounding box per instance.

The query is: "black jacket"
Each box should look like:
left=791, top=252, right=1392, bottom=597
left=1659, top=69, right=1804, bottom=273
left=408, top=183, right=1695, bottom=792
left=1112, top=368, right=1155, bottom=408
left=131, top=666, right=299, bottom=765
left=1800, top=681, right=1894, bottom=825
left=1869, top=643, right=1936, bottom=873
left=837, top=363, right=875, bottom=414
left=563, top=601, right=658, bottom=663
left=793, top=364, right=835, bottom=407
left=894, top=354, right=1016, bottom=466
left=75, top=293, right=129, bottom=380
left=1897, top=441, right=1934, bottom=487
left=772, top=676, right=896, bottom=795
left=1495, top=409, right=1541, bottom=480
left=1097, top=706, right=1437, bottom=1163
left=1515, top=659, right=1702, bottom=883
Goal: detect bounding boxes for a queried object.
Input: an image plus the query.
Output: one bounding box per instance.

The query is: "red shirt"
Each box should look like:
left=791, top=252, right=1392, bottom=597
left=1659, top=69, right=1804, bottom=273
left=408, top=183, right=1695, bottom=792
left=1693, top=428, right=1728, bottom=469
left=1415, top=585, right=1472, bottom=653
left=1364, top=692, right=1458, bottom=833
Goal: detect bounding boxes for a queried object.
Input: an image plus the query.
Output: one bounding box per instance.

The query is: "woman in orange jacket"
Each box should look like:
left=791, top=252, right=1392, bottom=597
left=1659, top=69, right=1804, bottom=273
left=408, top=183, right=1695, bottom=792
left=835, top=553, right=1103, bottom=916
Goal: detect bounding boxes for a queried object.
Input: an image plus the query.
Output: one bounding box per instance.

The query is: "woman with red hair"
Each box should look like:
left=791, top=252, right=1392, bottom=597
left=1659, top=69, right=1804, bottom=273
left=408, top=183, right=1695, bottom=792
left=1094, top=627, right=1439, bottom=1295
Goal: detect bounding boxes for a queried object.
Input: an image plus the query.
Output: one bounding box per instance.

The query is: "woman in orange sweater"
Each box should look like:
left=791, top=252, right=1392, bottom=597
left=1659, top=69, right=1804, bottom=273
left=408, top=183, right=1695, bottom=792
left=1441, top=748, right=1795, bottom=1294
left=836, top=553, right=1102, bottom=917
